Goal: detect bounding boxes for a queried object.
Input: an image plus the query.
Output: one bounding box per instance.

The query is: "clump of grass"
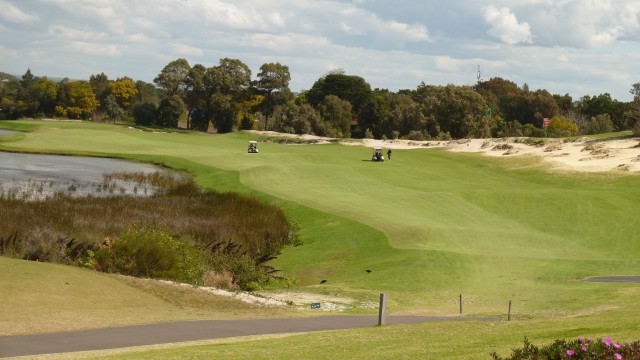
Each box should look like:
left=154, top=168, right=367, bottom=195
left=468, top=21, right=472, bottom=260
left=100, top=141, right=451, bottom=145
left=514, top=137, right=546, bottom=146
left=202, top=270, right=234, bottom=289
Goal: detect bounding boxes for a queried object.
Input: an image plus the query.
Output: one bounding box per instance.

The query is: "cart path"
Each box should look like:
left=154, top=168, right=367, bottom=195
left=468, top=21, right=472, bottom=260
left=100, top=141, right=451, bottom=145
left=0, top=315, right=500, bottom=358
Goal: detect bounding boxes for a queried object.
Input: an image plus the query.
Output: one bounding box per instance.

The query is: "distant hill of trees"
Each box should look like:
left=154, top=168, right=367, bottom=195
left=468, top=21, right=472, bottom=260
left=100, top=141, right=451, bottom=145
left=1, top=61, right=639, bottom=139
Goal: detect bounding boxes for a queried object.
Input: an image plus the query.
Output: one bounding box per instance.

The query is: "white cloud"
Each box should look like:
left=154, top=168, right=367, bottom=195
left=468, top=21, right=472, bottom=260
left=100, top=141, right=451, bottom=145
left=172, top=43, right=204, bottom=57
left=67, top=41, right=122, bottom=56
left=524, top=0, right=640, bottom=48
left=0, top=0, right=38, bottom=24
left=125, top=33, right=151, bottom=43
left=0, top=0, right=638, bottom=101
left=49, top=26, right=108, bottom=41
left=483, top=5, right=533, bottom=45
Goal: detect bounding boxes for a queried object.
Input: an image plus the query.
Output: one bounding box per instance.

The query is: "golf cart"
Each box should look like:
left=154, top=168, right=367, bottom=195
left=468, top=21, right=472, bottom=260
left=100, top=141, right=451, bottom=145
left=248, top=141, right=259, bottom=153
left=372, top=147, right=384, bottom=162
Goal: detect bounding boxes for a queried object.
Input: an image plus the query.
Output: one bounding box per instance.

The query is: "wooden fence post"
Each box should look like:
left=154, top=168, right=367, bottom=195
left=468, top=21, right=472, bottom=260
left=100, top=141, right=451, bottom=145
left=378, top=293, right=387, bottom=326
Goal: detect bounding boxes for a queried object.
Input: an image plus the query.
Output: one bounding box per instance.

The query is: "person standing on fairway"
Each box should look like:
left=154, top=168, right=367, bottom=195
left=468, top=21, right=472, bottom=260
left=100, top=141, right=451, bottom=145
left=387, top=148, right=392, bottom=160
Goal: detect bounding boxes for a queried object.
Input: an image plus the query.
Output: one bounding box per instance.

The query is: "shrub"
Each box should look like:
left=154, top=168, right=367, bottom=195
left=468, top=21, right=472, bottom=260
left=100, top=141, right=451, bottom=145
left=582, top=114, right=615, bottom=135
left=492, top=336, right=640, bottom=359
left=94, top=226, right=206, bottom=283
left=403, top=130, right=431, bottom=141
left=0, top=231, right=96, bottom=265
left=547, top=116, right=578, bottom=136
left=633, top=120, right=640, bottom=136
left=364, top=128, right=374, bottom=139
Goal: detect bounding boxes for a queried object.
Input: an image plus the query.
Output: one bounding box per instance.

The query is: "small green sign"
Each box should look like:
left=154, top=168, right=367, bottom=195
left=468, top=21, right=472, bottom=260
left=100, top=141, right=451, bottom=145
left=310, top=302, right=321, bottom=309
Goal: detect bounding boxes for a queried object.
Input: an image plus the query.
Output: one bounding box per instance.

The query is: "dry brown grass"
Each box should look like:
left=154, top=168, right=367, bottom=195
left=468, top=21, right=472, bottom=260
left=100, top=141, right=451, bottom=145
left=202, top=270, right=235, bottom=289
left=0, top=173, right=294, bottom=260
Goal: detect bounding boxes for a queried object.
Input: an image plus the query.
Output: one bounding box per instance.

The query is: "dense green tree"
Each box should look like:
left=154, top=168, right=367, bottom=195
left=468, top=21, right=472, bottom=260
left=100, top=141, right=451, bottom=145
left=189, top=108, right=209, bottom=131
left=474, top=77, right=521, bottom=122
left=103, top=94, right=125, bottom=123
left=20, top=69, right=35, bottom=92
left=156, top=95, right=185, bottom=128
left=132, top=102, right=157, bottom=126
left=0, top=78, right=23, bottom=120
left=358, top=90, right=427, bottom=139
left=307, top=72, right=372, bottom=114
left=55, top=81, right=99, bottom=119
left=626, top=83, right=640, bottom=133
left=154, top=58, right=190, bottom=97
left=525, top=89, right=560, bottom=127
left=184, top=64, right=207, bottom=130
left=238, top=95, right=263, bottom=131
left=358, top=90, right=394, bottom=139
left=272, top=103, right=318, bottom=135
left=203, top=58, right=252, bottom=133
left=415, top=84, right=489, bottom=139
left=208, top=93, right=235, bottom=132
left=89, top=73, right=110, bottom=103
left=31, top=76, right=58, bottom=116
left=317, top=95, right=352, bottom=137
left=17, top=69, right=39, bottom=117
left=134, top=80, right=162, bottom=106
left=577, top=93, right=627, bottom=130
left=255, top=62, right=291, bottom=129
left=553, top=93, right=573, bottom=114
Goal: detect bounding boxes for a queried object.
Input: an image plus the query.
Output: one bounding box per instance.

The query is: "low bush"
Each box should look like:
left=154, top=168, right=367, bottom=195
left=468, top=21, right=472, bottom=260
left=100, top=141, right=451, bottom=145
left=94, top=226, right=207, bottom=284
left=0, top=231, right=95, bottom=264
left=492, top=336, right=640, bottom=359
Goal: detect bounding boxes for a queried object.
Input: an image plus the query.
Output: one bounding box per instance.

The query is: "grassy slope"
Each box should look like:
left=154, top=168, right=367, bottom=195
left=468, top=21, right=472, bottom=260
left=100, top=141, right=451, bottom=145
left=2, top=120, right=640, bottom=357
left=0, top=256, right=301, bottom=336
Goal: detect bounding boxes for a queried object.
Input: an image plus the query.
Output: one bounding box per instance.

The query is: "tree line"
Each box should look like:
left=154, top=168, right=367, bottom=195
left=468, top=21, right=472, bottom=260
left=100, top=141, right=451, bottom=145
left=1, top=59, right=639, bottom=139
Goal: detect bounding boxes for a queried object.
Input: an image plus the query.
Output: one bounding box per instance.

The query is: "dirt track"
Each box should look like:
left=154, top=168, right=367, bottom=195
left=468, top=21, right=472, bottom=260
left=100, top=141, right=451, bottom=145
left=0, top=315, right=500, bottom=358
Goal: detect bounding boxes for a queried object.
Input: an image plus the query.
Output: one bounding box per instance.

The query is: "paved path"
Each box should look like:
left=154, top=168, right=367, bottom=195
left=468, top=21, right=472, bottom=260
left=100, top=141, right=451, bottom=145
left=0, top=315, right=500, bottom=358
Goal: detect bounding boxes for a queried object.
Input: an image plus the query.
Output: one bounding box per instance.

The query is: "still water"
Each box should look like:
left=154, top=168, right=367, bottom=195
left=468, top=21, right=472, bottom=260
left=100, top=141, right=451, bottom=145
left=0, top=151, right=166, bottom=200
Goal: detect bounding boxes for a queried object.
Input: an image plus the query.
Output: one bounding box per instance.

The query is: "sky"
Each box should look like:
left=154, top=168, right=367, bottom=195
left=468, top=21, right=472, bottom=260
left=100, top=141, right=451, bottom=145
left=1, top=0, right=639, bottom=101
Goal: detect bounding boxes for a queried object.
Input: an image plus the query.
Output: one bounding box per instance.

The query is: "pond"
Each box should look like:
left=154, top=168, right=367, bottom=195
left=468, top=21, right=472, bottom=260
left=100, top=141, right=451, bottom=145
left=0, top=151, right=168, bottom=200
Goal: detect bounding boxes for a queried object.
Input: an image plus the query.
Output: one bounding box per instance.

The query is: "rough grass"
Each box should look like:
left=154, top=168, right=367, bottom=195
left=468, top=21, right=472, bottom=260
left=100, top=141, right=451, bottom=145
left=0, top=174, right=292, bottom=262
left=0, top=256, right=300, bottom=336
left=2, top=120, right=640, bottom=357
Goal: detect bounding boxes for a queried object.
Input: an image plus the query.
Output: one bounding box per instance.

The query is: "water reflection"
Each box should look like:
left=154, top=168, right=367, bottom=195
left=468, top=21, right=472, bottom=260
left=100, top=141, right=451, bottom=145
left=0, top=129, right=19, bottom=136
left=0, top=151, right=167, bottom=200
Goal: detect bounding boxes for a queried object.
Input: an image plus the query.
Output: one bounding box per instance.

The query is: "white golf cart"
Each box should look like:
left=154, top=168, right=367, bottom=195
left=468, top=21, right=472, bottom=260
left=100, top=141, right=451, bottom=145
left=248, top=141, right=259, bottom=153
left=372, top=147, right=384, bottom=162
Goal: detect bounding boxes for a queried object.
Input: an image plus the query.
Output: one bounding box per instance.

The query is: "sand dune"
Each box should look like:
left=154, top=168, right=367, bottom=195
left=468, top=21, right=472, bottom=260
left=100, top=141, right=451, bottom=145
left=249, top=131, right=640, bottom=173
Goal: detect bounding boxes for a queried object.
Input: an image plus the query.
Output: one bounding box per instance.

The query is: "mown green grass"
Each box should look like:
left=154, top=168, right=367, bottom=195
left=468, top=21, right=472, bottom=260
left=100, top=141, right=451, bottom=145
left=2, top=119, right=640, bottom=357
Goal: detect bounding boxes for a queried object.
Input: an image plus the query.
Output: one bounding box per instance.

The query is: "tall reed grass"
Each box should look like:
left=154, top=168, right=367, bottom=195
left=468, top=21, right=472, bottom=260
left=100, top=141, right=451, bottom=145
left=0, top=173, right=296, bottom=289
